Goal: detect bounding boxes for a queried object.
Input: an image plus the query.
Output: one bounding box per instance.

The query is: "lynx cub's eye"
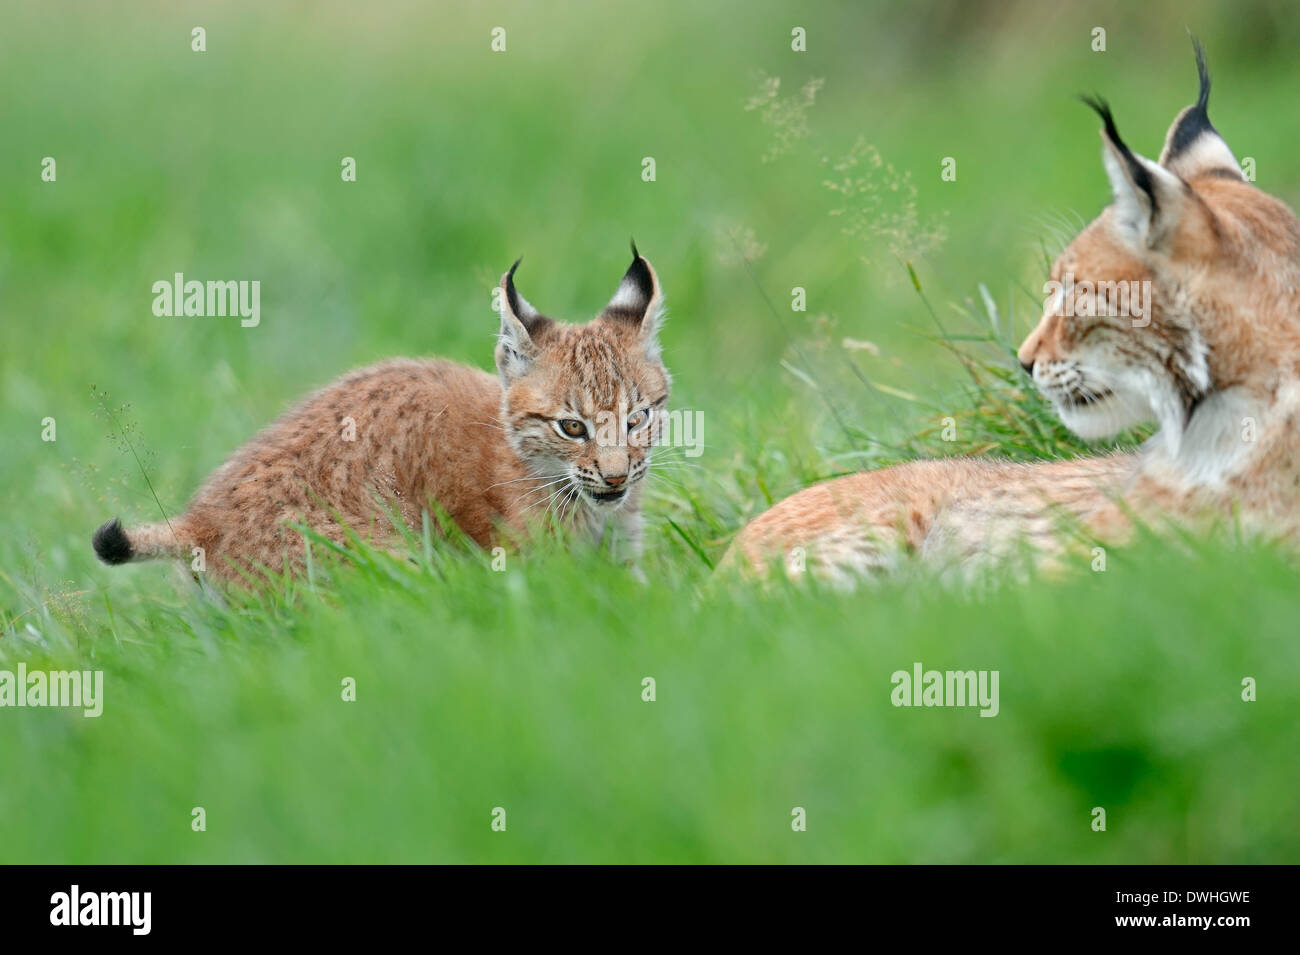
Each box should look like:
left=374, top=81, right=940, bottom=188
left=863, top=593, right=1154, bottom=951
left=556, top=419, right=588, bottom=439
left=627, top=408, right=650, bottom=431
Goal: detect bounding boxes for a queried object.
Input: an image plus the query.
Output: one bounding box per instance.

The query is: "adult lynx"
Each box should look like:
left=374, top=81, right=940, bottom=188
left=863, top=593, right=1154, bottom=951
left=725, top=43, right=1300, bottom=585
left=94, top=248, right=670, bottom=583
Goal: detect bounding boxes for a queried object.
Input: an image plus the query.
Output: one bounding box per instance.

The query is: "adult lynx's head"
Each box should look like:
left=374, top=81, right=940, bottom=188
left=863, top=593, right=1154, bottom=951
left=1018, top=41, right=1300, bottom=447
left=495, top=246, right=670, bottom=508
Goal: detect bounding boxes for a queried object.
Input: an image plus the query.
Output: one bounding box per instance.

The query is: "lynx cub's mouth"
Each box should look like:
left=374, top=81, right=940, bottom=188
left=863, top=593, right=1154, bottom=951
left=585, top=486, right=628, bottom=505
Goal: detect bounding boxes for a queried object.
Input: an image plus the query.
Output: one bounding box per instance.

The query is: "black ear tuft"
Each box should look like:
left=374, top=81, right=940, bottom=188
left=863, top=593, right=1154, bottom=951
left=624, top=255, right=654, bottom=303
left=504, top=257, right=524, bottom=319
left=603, top=247, right=660, bottom=326
left=1165, top=34, right=1220, bottom=159
left=1158, top=37, right=1241, bottom=180
left=1192, top=33, right=1211, bottom=112
left=93, top=517, right=133, bottom=564
left=495, top=258, right=553, bottom=379
left=1081, top=93, right=1159, bottom=210
left=1080, top=94, right=1126, bottom=154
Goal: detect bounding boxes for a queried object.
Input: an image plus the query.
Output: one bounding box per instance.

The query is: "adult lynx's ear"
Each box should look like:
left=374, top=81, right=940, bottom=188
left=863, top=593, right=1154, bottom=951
left=602, top=241, right=665, bottom=358
left=1083, top=95, right=1188, bottom=250
left=1158, top=37, right=1242, bottom=181
left=495, top=259, right=553, bottom=383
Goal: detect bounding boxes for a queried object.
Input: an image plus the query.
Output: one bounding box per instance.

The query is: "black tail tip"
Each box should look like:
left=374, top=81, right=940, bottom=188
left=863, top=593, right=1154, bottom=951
left=92, top=518, right=133, bottom=565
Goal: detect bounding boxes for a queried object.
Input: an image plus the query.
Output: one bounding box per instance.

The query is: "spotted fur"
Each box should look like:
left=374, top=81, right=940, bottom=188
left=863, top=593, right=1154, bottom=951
left=93, top=250, right=670, bottom=583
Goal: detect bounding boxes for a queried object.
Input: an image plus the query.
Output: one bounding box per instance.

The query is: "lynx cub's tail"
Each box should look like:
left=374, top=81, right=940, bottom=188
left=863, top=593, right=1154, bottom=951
left=92, top=518, right=188, bottom=565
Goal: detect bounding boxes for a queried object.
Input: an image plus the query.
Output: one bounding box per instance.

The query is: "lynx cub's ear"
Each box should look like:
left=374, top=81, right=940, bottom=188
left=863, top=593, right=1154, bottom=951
left=1083, top=95, right=1188, bottom=251
left=1158, top=37, right=1242, bottom=182
left=496, top=259, right=554, bottom=384
left=602, top=241, right=665, bottom=358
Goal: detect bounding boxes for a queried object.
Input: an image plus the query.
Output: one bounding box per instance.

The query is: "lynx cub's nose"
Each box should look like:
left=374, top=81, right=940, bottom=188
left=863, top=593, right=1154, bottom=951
left=603, top=472, right=628, bottom=488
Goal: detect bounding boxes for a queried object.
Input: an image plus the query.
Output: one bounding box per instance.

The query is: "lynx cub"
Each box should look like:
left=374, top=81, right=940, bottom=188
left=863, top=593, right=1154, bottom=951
left=93, top=248, right=670, bottom=583
left=725, top=43, right=1300, bottom=585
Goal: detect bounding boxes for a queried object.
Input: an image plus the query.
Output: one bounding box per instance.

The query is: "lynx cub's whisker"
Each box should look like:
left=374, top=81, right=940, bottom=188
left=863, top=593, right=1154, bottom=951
left=94, top=247, right=671, bottom=583
left=486, top=473, right=572, bottom=492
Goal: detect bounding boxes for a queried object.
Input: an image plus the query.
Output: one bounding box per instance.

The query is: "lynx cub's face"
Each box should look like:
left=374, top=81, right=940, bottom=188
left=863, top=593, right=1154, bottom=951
left=495, top=250, right=670, bottom=509
left=1019, top=44, right=1300, bottom=446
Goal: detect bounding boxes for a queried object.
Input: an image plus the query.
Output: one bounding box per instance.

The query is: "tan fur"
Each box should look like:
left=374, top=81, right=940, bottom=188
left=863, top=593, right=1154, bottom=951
left=96, top=253, right=670, bottom=583
left=720, top=455, right=1138, bottom=586
left=724, top=50, right=1300, bottom=585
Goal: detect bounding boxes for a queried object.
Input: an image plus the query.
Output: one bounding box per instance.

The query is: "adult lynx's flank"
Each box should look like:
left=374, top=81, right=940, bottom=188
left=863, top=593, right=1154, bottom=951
left=93, top=248, right=670, bottom=583
left=725, top=41, right=1300, bottom=586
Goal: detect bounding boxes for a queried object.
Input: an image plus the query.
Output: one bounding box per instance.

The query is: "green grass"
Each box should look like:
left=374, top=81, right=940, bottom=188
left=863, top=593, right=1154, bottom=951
left=2, top=0, right=1298, bottom=863
left=4, top=523, right=1297, bottom=863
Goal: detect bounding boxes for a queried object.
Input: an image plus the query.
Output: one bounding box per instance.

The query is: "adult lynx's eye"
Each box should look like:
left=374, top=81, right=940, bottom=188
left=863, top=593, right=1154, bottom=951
left=557, top=419, right=587, bottom=439
left=627, top=408, right=650, bottom=431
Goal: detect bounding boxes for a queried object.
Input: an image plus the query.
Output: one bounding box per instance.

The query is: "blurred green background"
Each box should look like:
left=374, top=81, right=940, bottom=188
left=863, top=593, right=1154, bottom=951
left=1, top=0, right=1297, bottom=863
